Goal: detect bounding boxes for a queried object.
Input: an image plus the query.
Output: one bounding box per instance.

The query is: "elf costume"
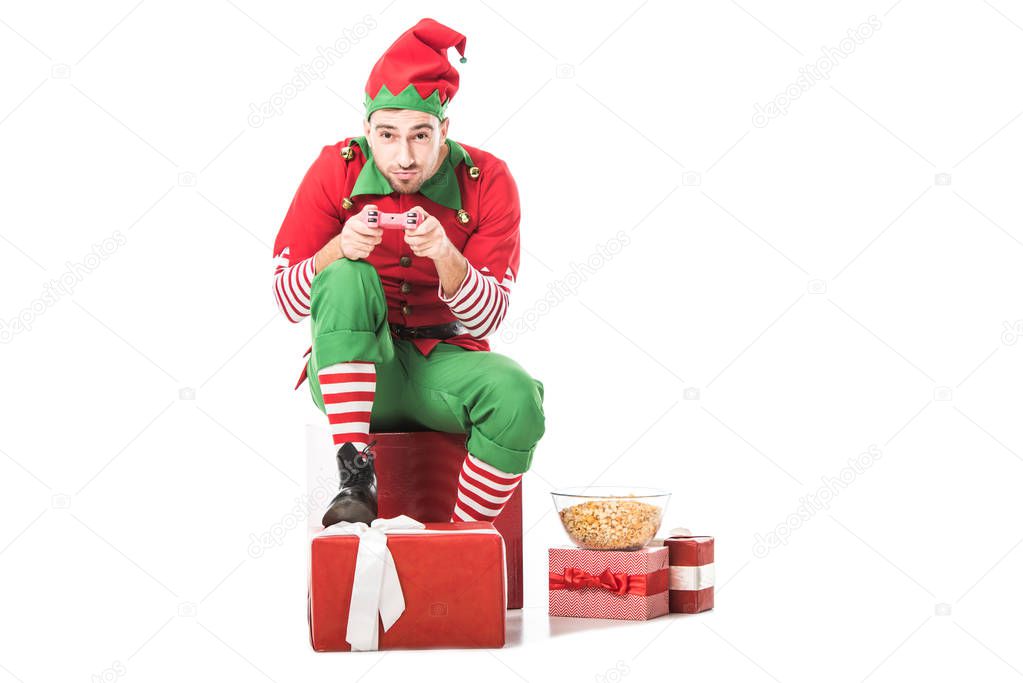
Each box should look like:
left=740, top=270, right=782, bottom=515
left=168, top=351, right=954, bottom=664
left=271, top=18, right=545, bottom=528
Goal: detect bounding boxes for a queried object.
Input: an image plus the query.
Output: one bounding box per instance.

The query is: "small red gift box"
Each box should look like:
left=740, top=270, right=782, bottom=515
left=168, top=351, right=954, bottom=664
left=663, top=535, right=714, bottom=613
left=309, top=517, right=506, bottom=651
left=548, top=546, right=669, bottom=620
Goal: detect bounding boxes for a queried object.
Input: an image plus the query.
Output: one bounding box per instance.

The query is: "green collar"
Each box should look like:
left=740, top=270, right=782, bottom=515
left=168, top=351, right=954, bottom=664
left=349, top=137, right=474, bottom=210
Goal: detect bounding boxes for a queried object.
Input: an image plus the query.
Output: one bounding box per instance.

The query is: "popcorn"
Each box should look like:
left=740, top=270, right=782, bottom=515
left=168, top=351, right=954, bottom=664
left=558, top=498, right=663, bottom=550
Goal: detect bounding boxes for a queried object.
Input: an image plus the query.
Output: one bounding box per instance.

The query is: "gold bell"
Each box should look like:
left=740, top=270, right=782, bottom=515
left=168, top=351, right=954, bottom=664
left=340, top=146, right=354, bottom=161
left=341, top=197, right=353, bottom=210
left=456, top=209, right=470, bottom=225
left=468, top=166, right=481, bottom=179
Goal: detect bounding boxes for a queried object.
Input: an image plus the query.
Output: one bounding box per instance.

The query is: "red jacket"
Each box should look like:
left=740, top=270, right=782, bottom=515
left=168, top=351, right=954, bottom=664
left=272, top=136, right=521, bottom=389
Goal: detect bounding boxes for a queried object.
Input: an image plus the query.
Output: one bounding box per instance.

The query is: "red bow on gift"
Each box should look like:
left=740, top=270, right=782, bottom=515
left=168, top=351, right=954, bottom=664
left=549, top=567, right=663, bottom=596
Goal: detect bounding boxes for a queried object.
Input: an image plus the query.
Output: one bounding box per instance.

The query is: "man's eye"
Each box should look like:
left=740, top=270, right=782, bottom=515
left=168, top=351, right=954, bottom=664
left=416, top=133, right=428, bottom=140
left=381, top=132, right=392, bottom=139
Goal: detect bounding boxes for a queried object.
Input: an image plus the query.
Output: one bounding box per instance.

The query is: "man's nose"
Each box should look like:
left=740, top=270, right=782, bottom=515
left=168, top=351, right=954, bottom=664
left=397, top=139, right=414, bottom=167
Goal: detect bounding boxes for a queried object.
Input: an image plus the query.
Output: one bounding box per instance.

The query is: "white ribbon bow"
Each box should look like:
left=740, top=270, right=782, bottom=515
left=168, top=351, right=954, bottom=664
left=664, top=526, right=692, bottom=537
left=319, top=515, right=425, bottom=651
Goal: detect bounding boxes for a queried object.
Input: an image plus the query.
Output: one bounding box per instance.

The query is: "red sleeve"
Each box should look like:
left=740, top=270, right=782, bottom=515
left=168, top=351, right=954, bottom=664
left=463, top=159, right=521, bottom=286
left=438, top=160, right=521, bottom=338
left=272, top=145, right=346, bottom=266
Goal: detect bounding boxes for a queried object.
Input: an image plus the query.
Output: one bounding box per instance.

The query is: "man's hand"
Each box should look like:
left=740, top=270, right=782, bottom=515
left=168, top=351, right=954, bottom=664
left=341, top=204, right=383, bottom=260
left=403, top=207, right=454, bottom=260
left=315, top=204, right=383, bottom=272
left=405, top=206, right=468, bottom=298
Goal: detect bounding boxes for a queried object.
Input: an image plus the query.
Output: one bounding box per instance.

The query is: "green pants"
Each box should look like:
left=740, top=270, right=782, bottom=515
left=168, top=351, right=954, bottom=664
left=306, top=258, right=545, bottom=474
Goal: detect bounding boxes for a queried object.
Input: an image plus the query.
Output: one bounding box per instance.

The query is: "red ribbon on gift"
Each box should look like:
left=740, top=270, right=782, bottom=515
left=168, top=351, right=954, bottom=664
left=549, top=566, right=669, bottom=596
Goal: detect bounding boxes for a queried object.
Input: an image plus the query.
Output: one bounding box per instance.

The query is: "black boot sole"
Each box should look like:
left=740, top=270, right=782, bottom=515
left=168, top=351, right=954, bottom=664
left=321, top=496, right=377, bottom=528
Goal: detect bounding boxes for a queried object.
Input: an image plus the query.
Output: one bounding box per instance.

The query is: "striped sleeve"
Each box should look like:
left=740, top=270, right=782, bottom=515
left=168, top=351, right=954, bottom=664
left=272, top=247, right=316, bottom=323
left=438, top=262, right=513, bottom=339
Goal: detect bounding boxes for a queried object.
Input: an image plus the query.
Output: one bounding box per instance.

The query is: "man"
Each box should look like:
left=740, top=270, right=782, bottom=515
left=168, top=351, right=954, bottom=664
left=271, top=18, right=545, bottom=528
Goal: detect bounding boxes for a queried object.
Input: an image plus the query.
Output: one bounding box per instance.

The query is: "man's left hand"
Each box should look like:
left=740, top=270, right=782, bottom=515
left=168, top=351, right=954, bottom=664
left=403, top=207, right=454, bottom=261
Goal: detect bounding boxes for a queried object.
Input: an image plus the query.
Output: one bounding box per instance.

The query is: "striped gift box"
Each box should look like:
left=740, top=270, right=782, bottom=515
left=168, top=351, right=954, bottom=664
left=662, top=535, right=714, bottom=613
left=548, top=546, right=669, bottom=620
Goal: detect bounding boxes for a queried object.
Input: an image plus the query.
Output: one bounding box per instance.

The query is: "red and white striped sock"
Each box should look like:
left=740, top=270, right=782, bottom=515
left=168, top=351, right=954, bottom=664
left=451, top=453, right=523, bottom=522
left=318, top=361, right=375, bottom=451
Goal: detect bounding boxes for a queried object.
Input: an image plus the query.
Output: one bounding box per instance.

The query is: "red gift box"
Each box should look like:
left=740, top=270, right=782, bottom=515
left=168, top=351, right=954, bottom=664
left=663, top=535, right=714, bottom=613
left=548, top=546, right=669, bottom=620
left=371, top=431, right=524, bottom=609
left=309, top=517, right=506, bottom=651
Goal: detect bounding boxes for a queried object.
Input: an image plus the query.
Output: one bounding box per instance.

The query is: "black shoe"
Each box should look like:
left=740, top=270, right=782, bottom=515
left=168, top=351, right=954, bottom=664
left=321, top=441, right=378, bottom=528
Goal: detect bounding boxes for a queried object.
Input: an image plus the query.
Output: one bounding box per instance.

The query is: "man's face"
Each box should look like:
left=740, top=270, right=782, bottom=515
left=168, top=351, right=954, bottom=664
left=363, top=109, right=450, bottom=194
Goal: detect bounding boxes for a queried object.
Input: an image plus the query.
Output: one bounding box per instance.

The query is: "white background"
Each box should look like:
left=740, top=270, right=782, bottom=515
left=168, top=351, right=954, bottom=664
left=2, top=0, right=1023, bottom=680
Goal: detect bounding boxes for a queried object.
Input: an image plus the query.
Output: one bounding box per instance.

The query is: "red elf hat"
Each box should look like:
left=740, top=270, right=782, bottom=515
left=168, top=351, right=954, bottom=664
left=364, top=18, right=467, bottom=121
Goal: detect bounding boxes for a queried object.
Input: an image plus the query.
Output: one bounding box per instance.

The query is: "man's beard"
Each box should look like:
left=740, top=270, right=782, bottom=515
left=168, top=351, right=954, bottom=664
left=384, top=146, right=445, bottom=194
left=389, top=178, right=424, bottom=194
left=386, top=172, right=427, bottom=194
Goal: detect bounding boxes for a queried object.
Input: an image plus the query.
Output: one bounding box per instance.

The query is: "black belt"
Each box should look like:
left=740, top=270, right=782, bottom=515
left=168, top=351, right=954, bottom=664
left=389, top=321, right=467, bottom=340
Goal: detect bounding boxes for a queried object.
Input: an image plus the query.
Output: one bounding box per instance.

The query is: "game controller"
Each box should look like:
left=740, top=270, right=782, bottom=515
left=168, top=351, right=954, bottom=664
left=352, top=207, right=423, bottom=230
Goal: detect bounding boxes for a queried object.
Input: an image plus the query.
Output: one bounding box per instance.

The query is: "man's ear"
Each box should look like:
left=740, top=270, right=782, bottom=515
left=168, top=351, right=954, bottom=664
left=439, top=116, right=450, bottom=142
left=363, top=116, right=371, bottom=144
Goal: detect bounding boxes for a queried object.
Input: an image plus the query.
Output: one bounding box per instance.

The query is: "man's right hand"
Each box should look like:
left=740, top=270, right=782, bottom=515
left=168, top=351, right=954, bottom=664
left=339, top=204, right=383, bottom=260
left=314, top=204, right=382, bottom=273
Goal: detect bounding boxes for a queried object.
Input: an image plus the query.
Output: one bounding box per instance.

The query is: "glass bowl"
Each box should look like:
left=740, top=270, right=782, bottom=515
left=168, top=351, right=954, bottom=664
left=551, top=486, right=670, bottom=550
